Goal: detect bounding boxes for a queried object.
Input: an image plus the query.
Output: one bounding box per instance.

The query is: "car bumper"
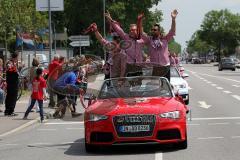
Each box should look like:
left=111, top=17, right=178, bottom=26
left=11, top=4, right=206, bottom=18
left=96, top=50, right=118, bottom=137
left=85, top=118, right=187, bottom=146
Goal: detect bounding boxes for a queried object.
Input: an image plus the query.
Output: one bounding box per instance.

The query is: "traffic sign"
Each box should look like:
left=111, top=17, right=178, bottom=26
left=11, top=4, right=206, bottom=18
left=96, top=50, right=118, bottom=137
left=36, top=0, right=64, bottom=11
left=70, top=41, right=90, bottom=47
left=68, top=35, right=89, bottom=42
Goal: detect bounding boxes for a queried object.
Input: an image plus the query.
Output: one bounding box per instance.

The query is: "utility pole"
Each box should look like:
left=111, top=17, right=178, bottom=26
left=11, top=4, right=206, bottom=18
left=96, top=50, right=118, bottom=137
left=48, top=0, right=52, bottom=62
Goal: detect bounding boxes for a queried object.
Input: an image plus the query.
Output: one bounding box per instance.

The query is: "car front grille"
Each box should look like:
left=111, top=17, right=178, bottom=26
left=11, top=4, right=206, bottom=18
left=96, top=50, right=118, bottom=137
left=113, top=115, right=156, bottom=137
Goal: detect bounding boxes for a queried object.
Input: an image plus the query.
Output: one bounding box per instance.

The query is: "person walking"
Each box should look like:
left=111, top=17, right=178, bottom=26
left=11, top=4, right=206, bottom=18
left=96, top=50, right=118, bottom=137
left=23, top=68, right=48, bottom=122
left=48, top=54, right=60, bottom=108
left=4, top=52, right=19, bottom=116
left=141, top=9, right=178, bottom=82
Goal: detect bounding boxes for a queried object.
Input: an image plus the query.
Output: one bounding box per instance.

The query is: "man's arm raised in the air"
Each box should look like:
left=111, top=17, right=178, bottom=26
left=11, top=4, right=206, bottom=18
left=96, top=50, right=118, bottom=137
left=165, top=9, right=178, bottom=41
left=105, top=11, right=127, bottom=40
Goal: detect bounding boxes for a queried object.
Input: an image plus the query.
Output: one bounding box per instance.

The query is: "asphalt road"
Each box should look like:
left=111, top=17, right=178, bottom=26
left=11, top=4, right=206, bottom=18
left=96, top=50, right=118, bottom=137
left=1, top=64, right=240, bottom=160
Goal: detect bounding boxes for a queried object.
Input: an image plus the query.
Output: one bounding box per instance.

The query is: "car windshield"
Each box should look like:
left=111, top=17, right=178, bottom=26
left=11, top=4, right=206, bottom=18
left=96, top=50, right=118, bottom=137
left=98, top=76, right=173, bottom=99
left=170, top=67, right=180, bottom=77
left=222, top=58, right=234, bottom=63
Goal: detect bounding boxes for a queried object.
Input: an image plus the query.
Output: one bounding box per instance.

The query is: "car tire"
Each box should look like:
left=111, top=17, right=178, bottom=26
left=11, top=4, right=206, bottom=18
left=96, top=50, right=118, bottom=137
left=176, top=133, right=188, bottom=149
left=85, top=142, right=98, bottom=153
left=218, top=68, right=222, bottom=71
left=232, top=68, right=236, bottom=71
left=184, top=96, right=189, bottom=105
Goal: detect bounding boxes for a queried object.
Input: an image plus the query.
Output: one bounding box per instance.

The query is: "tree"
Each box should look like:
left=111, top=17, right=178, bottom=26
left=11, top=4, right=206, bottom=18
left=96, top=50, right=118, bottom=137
left=62, top=0, right=162, bottom=56
left=168, top=38, right=181, bottom=55
left=198, top=9, right=240, bottom=61
left=0, top=0, right=48, bottom=53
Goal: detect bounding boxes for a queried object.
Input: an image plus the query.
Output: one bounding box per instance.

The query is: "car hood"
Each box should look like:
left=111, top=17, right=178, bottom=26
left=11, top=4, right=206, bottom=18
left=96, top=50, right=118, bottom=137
left=86, top=97, right=181, bottom=115
left=170, top=77, right=188, bottom=86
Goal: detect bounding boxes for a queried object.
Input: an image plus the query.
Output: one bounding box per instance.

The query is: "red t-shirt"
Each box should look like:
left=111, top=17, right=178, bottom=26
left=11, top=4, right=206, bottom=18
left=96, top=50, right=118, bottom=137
left=31, top=77, right=47, bottom=100
left=48, top=60, right=60, bottom=80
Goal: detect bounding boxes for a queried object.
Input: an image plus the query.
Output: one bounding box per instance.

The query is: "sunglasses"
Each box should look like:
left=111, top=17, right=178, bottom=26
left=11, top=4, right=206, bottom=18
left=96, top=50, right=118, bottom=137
left=151, top=29, right=158, bottom=31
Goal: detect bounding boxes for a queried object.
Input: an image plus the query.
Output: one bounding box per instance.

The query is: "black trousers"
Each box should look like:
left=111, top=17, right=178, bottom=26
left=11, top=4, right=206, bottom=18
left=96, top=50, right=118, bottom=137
left=5, top=81, right=19, bottom=115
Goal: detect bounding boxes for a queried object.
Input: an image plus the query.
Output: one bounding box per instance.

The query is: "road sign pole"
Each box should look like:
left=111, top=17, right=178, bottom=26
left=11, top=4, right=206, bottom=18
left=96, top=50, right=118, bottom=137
left=48, top=0, right=52, bottom=62
left=79, top=37, right=81, bottom=56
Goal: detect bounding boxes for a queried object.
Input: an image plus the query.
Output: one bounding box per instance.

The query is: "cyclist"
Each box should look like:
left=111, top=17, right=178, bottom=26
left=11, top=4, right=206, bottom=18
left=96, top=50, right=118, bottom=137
left=52, top=66, right=83, bottom=118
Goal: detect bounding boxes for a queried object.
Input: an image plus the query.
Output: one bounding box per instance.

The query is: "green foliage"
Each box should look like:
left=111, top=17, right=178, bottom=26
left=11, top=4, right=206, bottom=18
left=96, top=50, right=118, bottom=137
left=0, top=0, right=48, bottom=52
left=188, top=9, right=240, bottom=58
left=168, top=38, right=181, bottom=55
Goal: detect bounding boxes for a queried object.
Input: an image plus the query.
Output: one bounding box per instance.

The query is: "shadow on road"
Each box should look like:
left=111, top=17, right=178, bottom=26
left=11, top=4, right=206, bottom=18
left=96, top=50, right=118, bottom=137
left=64, top=138, right=181, bottom=156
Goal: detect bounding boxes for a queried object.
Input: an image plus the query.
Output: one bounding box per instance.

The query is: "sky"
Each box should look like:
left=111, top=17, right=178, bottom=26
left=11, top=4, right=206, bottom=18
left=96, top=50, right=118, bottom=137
left=152, top=0, right=240, bottom=50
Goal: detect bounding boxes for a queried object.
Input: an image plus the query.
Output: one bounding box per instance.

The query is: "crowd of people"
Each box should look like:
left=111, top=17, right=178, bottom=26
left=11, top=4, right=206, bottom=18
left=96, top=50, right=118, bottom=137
left=0, top=51, right=88, bottom=121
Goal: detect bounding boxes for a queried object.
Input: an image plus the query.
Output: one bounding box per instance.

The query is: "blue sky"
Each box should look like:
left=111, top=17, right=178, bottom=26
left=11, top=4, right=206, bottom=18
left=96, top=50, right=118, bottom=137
left=152, top=0, right=240, bottom=50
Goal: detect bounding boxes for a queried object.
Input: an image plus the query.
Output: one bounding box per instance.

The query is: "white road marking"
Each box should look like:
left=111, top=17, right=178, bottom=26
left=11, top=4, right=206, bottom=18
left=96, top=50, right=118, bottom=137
left=186, top=71, right=240, bottom=83
left=206, top=81, right=212, bottom=84
left=232, top=85, right=240, bottom=88
left=211, top=84, right=217, bottom=86
left=223, top=91, right=232, bottom=94
left=28, top=142, right=84, bottom=147
left=187, top=123, right=200, bottom=126
left=192, top=117, right=240, bottom=121
left=208, top=123, right=229, bottom=125
left=216, top=87, right=223, bottom=90
left=232, top=95, right=240, bottom=101
left=198, top=101, right=211, bottom=109
left=188, top=86, right=193, bottom=90
left=37, top=129, right=57, bottom=131
left=155, top=152, right=163, bottom=160
left=66, top=128, right=84, bottom=130
left=198, top=137, right=224, bottom=140
left=0, top=144, right=19, bottom=147
left=232, top=136, right=240, bottom=139
left=44, top=122, right=84, bottom=125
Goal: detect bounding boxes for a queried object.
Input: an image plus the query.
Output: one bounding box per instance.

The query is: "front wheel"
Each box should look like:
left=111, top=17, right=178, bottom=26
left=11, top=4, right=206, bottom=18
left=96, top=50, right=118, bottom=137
left=176, top=133, right=188, bottom=149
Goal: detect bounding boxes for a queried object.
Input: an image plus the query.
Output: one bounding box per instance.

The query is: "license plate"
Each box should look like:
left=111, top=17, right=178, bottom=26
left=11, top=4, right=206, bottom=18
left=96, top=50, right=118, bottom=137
left=119, top=125, right=150, bottom=132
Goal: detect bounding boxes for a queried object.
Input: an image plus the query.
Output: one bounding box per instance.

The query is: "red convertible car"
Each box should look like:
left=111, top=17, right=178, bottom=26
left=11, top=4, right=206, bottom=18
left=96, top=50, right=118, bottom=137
left=84, top=76, right=189, bottom=152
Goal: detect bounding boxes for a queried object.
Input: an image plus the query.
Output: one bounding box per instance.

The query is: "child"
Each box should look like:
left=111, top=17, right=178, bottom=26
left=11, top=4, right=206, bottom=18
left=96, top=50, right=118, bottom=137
left=23, top=68, right=48, bottom=122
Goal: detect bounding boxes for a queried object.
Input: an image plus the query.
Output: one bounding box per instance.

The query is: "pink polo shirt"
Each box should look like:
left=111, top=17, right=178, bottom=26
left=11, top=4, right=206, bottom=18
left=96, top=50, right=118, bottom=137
left=142, top=30, right=175, bottom=66
left=111, top=21, right=145, bottom=63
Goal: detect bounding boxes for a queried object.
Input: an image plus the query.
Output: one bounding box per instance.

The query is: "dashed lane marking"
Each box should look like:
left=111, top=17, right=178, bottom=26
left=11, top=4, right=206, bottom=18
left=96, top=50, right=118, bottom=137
left=216, top=87, right=223, bottom=90
left=232, top=95, right=240, bottom=101
left=198, top=137, right=224, bottom=140
left=44, top=122, right=84, bottom=125
left=211, top=84, right=217, bottom=86
left=208, top=122, right=229, bottom=125
left=223, top=91, right=232, bottom=94
left=155, top=152, right=163, bottom=160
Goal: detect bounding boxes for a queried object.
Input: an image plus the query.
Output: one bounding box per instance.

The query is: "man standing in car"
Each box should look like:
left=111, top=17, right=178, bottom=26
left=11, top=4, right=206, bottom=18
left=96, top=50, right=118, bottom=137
left=141, top=9, right=178, bottom=82
left=4, top=52, right=19, bottom=116
left=105, top=12, right=145, bottom=77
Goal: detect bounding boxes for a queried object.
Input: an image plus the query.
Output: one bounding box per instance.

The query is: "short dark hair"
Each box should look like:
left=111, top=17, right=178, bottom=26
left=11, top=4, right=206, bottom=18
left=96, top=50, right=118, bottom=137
left=153, top=24, right=161, bottom=31
left=36, top=67, right=43, bottom=76
left=112, top=36, right=121, bottom=44
left=11, top=52, right=19, bottom=59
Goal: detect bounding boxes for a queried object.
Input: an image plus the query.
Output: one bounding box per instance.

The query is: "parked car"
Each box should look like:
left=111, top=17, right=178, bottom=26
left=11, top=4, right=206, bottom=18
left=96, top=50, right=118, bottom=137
left=191, top=58, right=202, bottom=64
left=170, top=67, right=189, bottom=105
left=218, top=58, right=236, bottom=71
left=234, top=58, right=240, bottom=69
left=84, top=76, right=189, bottom=152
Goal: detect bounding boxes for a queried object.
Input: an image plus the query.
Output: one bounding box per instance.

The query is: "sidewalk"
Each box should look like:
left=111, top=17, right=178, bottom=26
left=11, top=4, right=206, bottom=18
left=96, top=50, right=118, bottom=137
left=0, top=96, right=55, bottom=137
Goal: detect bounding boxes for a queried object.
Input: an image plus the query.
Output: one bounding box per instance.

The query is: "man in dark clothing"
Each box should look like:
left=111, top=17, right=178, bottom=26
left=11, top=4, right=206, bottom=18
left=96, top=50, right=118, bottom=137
left=5, top=52, right=19, bottom=116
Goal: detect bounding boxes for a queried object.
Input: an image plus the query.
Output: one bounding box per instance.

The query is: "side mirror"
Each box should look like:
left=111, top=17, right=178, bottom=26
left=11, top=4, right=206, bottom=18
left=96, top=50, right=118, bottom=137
left=182, top=73, right=189, bottom=79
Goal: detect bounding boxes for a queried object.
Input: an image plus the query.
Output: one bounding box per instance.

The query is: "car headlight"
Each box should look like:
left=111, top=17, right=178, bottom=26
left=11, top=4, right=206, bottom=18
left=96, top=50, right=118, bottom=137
left=160, top=111, right=180, bottom=119
left=174, top=83, right=187, bottom=89
left=88, top=114, right=108, bottom=122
